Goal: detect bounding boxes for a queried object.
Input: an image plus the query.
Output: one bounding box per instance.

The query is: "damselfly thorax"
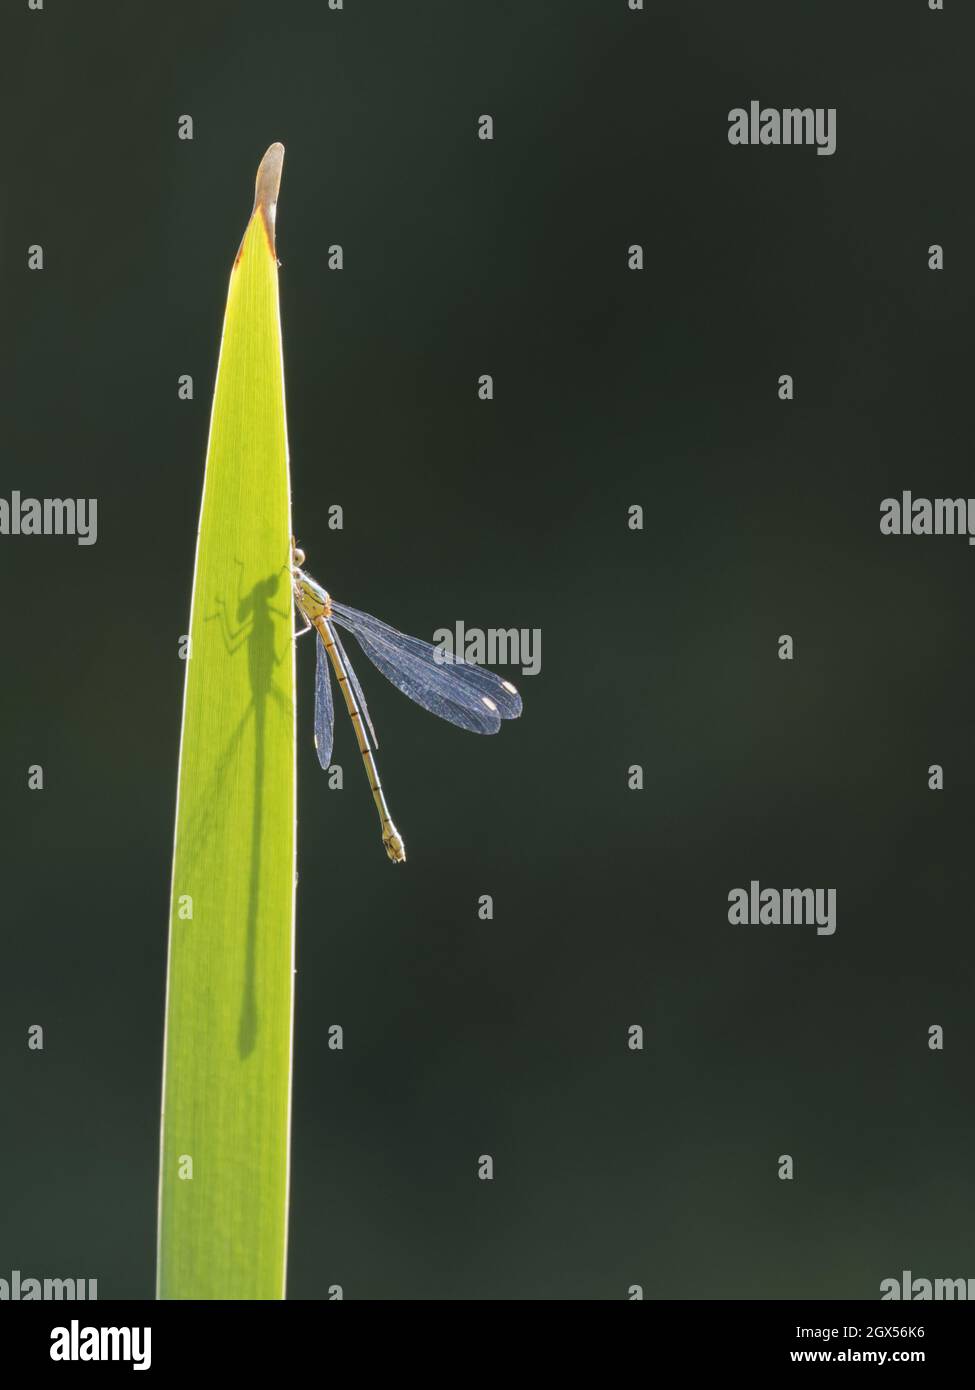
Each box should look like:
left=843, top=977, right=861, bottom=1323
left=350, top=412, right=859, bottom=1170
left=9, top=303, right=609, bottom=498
left=292, top=568, right=331, bottom=621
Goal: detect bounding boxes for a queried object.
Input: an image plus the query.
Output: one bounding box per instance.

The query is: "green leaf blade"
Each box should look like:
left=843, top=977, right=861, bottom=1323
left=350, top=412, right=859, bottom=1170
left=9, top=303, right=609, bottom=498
left=157, top=145, right=296, bottom=1300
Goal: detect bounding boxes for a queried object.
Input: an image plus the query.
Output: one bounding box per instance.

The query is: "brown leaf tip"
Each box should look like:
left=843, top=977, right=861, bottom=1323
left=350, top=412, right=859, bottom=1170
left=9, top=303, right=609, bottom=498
left=253, top=142, right=285, bottom=254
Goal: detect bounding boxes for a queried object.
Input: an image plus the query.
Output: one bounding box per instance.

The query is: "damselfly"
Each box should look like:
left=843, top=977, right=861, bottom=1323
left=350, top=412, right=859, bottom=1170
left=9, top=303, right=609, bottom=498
left=291, top=539, right=522, bottom=862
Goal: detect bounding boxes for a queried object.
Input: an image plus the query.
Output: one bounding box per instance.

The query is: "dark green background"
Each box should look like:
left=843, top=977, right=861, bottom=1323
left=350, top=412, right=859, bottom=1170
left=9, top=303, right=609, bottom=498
left=2, top=0, right=973, bottom=1299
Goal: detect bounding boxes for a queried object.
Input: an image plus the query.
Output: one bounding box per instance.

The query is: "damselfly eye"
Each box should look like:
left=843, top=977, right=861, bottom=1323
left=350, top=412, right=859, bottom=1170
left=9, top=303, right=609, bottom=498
left=293, top=547, right=306, bottom=567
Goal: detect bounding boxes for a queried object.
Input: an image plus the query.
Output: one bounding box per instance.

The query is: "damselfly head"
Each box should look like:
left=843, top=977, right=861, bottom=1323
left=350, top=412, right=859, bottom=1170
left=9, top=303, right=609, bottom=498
left=291, top=537, right=307, bottom=569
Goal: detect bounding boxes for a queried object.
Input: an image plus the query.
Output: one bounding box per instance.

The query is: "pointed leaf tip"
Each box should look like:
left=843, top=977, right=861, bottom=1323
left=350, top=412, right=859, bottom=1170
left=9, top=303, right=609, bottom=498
left=254, top=143, right=285, bottom=254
